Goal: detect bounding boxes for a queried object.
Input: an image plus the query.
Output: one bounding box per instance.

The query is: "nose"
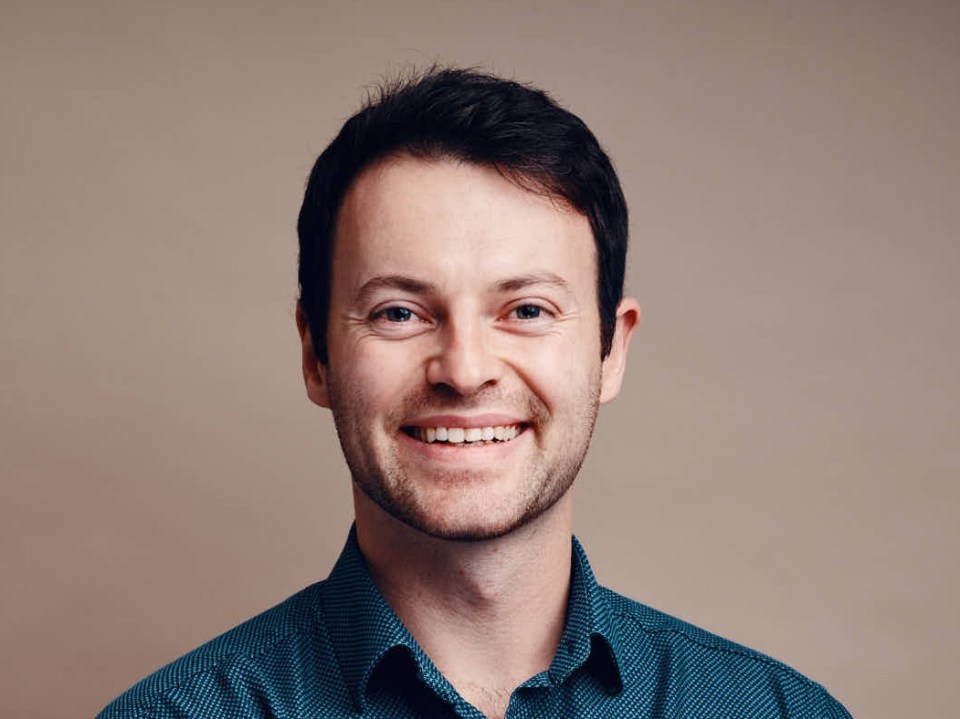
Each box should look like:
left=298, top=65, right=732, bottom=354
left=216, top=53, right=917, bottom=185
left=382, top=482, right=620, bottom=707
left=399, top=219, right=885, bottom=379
left=425, top=313, right=503, bottom=396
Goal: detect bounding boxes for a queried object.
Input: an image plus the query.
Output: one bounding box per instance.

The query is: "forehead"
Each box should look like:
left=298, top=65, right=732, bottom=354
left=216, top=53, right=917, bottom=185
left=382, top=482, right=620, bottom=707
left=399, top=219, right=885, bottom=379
left=332, top=155, right=596, bottom=291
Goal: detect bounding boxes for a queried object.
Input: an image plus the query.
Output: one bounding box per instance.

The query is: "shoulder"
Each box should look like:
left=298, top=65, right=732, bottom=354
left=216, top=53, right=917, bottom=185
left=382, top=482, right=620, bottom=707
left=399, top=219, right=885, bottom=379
left=96, top=581, right=344, bottom=719
left=602, top=585, right=799, bottom=670
left=600, top=587, right=851, bottom=718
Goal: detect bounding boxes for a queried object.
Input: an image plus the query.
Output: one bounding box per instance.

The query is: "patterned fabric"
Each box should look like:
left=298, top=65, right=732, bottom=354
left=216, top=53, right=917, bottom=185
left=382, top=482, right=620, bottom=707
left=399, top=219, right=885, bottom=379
left=98, top=527, right=851, bottom=718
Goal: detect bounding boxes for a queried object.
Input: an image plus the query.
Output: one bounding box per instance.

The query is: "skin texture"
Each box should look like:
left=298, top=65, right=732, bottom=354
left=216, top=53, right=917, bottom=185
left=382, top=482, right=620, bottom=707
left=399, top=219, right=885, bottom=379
left=299, top=155, right=638, bottom=542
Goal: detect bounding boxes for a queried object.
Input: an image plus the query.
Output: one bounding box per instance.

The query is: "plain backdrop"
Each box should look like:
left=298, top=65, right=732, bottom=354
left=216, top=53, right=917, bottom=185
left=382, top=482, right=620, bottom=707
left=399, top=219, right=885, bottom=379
left=2, top=1, right=958, bottom=717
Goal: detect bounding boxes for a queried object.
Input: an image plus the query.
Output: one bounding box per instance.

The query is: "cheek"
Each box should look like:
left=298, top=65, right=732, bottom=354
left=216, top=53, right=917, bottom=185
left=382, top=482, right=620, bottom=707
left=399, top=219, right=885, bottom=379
left=508, top=339, right=600, bottom=410
left=336, top=342, right=425, bottom=407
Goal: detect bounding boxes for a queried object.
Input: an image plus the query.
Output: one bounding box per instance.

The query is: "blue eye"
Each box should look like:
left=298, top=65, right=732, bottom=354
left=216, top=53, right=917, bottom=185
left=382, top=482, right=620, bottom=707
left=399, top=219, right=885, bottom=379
left=380, top=307, right=413, bottom=322
left=513, top=305, right=542, bottom=320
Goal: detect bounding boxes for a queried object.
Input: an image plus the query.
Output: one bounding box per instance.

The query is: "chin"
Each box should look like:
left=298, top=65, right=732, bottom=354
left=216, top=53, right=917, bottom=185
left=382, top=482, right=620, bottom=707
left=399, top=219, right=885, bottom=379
left=405, top=517, right=524, bottom=543
left=365, top=485, right=564, bottom=544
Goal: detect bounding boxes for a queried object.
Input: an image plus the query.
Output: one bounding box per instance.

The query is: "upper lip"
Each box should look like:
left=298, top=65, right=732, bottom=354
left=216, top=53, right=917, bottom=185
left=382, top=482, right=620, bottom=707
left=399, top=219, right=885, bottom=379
left=402, top=414, right=525, bottom=428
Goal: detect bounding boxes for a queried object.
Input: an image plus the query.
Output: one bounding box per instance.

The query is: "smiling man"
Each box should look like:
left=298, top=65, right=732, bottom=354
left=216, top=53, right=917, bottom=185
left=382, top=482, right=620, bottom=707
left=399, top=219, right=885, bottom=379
left=99, top=68, right=850, bottom=718
left=313, top=156, right=619, bottom=546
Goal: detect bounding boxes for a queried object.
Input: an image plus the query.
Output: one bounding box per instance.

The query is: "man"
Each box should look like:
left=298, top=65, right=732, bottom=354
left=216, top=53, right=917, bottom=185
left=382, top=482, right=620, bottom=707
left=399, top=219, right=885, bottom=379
left=99, top=68, right=850, bottom=718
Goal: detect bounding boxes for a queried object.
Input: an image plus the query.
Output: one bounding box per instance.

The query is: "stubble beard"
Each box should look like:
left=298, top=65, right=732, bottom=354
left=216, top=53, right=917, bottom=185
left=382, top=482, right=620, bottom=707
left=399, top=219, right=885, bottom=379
left=328, top=380, right=601, bottom=543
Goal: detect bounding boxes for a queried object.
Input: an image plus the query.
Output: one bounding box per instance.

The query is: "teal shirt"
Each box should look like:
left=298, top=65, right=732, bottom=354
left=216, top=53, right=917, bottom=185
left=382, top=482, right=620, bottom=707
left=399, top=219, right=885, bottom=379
left=98, top=528, right=851, bottom=718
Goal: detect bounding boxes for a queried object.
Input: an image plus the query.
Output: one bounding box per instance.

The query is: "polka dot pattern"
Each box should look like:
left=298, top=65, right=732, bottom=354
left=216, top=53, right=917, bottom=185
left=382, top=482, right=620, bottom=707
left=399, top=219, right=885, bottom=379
left=98, top=528, right=850, bottom=718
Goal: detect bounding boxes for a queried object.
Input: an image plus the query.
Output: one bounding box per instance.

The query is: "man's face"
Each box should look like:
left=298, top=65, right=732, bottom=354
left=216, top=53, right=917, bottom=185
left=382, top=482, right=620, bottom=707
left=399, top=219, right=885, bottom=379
left=301, top=156, right=634, bottom=541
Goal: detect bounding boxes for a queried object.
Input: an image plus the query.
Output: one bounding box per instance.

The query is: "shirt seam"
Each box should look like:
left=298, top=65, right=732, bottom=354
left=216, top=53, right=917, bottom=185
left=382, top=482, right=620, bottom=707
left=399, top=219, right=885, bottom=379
left=614, top=610, right=826, bottom=691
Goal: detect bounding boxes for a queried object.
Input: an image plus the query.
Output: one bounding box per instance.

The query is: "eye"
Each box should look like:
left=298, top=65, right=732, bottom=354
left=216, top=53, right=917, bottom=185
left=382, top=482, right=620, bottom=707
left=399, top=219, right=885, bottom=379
left=376, top=306, right=414, bottom=322
left=512, top=304, right=543, bottom=320
left=500, top=302, right=558, bottom=332
left=367, top=304, right=433, bottom=338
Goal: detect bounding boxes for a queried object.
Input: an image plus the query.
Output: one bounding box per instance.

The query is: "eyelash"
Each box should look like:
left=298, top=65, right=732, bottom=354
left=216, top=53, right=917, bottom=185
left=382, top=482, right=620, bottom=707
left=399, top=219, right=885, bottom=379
left=507, top=303, right=550, bottom=321
left=367, top=301, right=556, bottom=334
left=373, top=306, right=416, bottom=323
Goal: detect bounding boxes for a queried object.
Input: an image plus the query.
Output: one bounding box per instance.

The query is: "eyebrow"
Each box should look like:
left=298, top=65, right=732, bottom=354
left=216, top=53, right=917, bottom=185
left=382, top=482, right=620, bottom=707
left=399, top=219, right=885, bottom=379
left=493, top=272, right=571, bottom=294
left=354, top=274, right=438, bottom=304
left=353, top=271, right=572, bottom=304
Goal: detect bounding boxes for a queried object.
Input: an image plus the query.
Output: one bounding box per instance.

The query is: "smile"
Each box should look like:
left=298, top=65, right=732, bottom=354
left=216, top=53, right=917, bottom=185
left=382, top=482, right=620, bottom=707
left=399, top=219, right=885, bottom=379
left=404, top=424, right=525, bottom=445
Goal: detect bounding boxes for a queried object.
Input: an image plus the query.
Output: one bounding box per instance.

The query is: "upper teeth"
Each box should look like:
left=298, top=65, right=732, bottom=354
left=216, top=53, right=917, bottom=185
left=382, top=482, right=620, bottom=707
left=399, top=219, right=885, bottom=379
left=418, top=425, right=520, bottom=444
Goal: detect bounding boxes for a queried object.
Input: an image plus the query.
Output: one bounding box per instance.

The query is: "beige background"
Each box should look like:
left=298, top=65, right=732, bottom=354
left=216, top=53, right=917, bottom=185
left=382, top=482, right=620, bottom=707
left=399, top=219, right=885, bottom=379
left=2, top=1, right=957, bottom=717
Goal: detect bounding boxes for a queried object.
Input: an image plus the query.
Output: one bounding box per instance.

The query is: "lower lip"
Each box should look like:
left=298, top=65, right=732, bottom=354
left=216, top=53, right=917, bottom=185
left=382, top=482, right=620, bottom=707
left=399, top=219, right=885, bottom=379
left=398, top=428, right=529, bottom=463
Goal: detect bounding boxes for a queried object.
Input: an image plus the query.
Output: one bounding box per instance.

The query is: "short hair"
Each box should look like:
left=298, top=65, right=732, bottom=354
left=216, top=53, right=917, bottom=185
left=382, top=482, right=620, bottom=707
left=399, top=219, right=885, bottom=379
left=297, top=67, right=628, bottom=362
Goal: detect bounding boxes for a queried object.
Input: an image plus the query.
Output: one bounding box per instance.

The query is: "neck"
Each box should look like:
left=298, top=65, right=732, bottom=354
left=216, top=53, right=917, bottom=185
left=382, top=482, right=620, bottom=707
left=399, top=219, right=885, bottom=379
left=353, top=487, right=574, bottom=718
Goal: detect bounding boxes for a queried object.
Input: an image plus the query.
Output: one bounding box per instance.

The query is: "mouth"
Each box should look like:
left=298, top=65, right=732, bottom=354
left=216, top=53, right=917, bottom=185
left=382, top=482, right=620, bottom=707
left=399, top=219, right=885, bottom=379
left=402, top=423, right=526, bottom=445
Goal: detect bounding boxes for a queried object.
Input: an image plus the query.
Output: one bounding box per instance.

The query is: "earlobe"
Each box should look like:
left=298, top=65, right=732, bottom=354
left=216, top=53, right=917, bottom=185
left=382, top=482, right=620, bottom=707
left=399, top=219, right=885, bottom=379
left=296, top=303, right=331, bottom=408
left=599, top=298, right=641, bottom=404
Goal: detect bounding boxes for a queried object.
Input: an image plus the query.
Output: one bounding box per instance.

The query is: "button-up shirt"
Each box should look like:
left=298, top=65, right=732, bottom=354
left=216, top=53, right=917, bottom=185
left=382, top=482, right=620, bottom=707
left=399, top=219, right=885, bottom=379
left=98, top=528, right=851, bottom=718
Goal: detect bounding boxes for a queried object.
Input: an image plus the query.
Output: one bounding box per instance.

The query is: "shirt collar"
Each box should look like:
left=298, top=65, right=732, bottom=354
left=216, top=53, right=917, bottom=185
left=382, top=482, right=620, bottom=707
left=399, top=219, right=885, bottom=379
left=544, top=536, right=624, bottom=694
left=321, top=526, right=625, bottom=710
left=321, top=526, right=420, bottom=711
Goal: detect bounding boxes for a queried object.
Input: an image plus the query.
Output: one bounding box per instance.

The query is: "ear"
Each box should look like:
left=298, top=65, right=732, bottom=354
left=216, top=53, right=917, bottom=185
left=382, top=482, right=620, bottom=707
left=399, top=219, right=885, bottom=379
left=296, top=303, right=331, bottom=408
left=599, top=297, right=641, bottom=404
